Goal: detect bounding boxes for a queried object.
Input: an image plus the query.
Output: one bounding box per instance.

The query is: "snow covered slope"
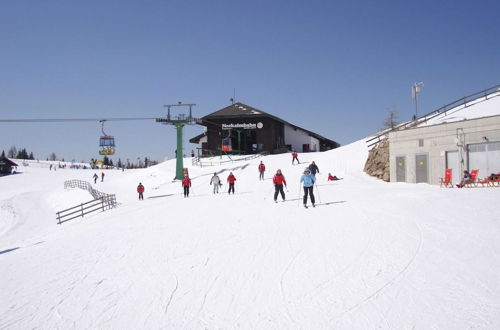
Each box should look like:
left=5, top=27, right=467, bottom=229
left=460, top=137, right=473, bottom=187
left=1, top=140, right=500, bottom=329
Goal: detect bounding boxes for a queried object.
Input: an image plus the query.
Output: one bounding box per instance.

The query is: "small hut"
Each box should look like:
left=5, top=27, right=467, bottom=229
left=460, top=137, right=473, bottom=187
left=0, top=157, right=18, bottom=175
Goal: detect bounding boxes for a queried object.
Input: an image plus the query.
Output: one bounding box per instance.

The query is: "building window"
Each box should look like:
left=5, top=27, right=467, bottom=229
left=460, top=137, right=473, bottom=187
left=418, top=139, right=424, bottom=147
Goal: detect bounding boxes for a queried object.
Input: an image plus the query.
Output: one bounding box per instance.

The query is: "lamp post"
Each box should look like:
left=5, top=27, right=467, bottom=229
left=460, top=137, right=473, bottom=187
left=412, top=82, right=424, bottom=119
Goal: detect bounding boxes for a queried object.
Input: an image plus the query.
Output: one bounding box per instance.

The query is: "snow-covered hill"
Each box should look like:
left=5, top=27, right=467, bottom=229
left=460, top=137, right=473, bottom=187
left=1, top=139, right=500, bottom=329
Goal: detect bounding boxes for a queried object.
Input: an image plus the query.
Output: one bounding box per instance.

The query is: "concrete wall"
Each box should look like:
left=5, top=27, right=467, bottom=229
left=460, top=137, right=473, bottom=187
left=284, top=125, right=319, bottom=152
left=389, top=115, right=500, bottom=185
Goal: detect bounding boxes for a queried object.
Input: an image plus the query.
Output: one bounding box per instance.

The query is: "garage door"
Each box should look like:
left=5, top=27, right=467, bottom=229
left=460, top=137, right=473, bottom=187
left=468, top=141, right=500, bottom=178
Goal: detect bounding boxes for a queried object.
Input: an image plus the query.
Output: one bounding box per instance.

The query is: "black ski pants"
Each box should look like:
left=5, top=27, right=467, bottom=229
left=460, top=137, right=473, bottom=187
left=183, top=186, right=190, bottom=197
left=228, top=183, right=235, bottom=194
left=292, top=156, right=299, bottom=164
left=259, top=171, right=264, bottom=180
left=274, top=184, right=285, bottom=201
left=138, top=192, right=143, bottom=200
left=303, top=186, right=315, bottom=205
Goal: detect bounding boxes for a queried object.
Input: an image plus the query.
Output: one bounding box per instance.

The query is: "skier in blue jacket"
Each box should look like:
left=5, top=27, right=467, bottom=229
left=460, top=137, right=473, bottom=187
left=300, top=168, right=316, bottom=208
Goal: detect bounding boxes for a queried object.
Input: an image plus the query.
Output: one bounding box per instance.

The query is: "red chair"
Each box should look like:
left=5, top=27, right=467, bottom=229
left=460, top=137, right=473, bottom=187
left=440, top=169, right=453, bottom=188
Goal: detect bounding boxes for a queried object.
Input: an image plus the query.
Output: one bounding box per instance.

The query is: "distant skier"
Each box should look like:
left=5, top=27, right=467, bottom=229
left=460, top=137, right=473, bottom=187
left=101, top=172, right=105, bottom=182
left=137, top=182, right=145, bottom=200
left=273, top=169, right=287, bottom=202
left=258, top=161, right=266, bottom=180
left=328, top=173, right=339, bottom=181
left=308, top=161, right=319, bottom=177
left=191, top=150, right=195, bottom=157
left=93, top=173, right=98, bottom=184
left=300, top=168, right=316, bottom=208
left=182, top=174, right=191, bottom=197
left=292, top=151, right=300, bottom=165
left=227, top=172, right=236, bottom=194
left=210, top=172, right=221, bottom=194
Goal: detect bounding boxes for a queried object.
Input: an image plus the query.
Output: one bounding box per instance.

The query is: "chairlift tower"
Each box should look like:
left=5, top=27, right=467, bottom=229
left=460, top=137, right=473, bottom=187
left=156, top=103, right=199, bottom=180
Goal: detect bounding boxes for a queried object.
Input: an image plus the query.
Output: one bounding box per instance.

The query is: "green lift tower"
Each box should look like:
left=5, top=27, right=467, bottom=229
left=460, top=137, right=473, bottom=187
left=156, top=103, right=199, bottom=180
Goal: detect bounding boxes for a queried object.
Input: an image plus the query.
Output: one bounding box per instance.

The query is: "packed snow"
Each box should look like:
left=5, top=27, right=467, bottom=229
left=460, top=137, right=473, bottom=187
left=1, top=137, right=500, bottom=329
left=420, top=90, right=500, bottom=126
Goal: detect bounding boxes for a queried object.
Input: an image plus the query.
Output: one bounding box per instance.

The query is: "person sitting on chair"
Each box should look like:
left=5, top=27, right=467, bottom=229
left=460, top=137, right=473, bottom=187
left=457, top=170, right=471, bottom=188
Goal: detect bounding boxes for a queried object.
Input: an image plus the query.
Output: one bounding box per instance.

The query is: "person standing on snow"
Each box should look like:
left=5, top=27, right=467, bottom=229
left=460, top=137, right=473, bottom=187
left=137, top=182, right=145, bottom=200
left=101, top=172, right=105, bottom=182
left=227, top=172, right=236, bottom=194
left=258, top=161, right=266, bottom=180
left=273, top=169, right=287, bottom=202
left=182, top=174, right=192, bottom=198
left=308, top=161, right=319, bottom=177
left=292, top=150, right=300, bottom=165
left=93, top=173, right=98, bottom=184
left=210, top=172, right=221, bottom=194
left=300, top=168, right=316, bottom=208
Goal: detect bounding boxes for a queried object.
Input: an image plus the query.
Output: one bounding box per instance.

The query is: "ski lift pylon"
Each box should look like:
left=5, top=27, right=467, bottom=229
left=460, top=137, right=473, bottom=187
left=99, top=120, right=115, bottom=155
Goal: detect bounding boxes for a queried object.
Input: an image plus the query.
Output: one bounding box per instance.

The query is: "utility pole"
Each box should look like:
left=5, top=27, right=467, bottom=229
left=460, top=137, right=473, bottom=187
left=412, top=82, right=424, bottom=119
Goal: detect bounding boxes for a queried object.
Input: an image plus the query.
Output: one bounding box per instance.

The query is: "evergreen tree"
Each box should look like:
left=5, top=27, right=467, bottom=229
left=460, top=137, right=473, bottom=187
left=29, top=152, right=34, bottom=160
left=103, top=156, right=110, bottom=166
left=117, top=158, right=123, bottom=169
left=49, top=152, right=57, bottom=161
left=1, top=150, right=5, bottom=158
left=109, top=159, right=114, bottom=167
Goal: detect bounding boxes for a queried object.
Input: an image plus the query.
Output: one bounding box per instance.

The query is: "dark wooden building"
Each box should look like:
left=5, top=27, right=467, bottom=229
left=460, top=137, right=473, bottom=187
left=190, top=103, right=339, bottom=155
left=0, top=157, right=18, bottom=175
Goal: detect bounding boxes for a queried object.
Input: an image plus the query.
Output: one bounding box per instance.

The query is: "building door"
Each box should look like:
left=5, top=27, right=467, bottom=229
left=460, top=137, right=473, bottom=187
left=446, top=150, right=460, bottom=184
left=395, top=156, right=406, bottom=182
left=415, top=153, right=428, bottom=183
left=468, top=141, right=500, bottom=177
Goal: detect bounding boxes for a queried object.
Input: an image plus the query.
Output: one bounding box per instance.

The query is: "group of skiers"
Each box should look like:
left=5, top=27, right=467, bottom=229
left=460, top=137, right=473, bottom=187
left=135, top=151, right=339, bottom=208
left=93, top=172, right=105, bottom=184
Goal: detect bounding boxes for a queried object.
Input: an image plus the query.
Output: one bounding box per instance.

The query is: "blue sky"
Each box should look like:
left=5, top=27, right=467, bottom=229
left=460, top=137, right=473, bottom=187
left=1, top=0, right=499, bottom=163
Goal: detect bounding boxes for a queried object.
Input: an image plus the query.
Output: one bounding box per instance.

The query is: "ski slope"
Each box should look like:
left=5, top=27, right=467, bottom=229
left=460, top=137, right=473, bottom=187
left=1, top=139, right=500, bottom=329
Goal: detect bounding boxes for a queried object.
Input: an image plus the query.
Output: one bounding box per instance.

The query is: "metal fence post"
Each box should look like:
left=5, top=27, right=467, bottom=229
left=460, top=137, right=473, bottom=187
left=81, top=203, right=84, bottom=218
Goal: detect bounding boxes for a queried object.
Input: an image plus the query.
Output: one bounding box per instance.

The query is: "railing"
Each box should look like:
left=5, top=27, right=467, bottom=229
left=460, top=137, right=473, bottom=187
left=192, top=151, right=269, bottom=167
left=56, top=196, right=115, bottom=224
left=366, top=84, right=500, bottom=148
left=56, top=180, right=117, bottom=224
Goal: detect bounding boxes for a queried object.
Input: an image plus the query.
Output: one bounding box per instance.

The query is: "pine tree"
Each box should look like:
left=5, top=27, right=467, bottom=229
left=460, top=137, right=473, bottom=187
left=29, top=152, right=34, bottom=160
left=382, top=107, right=400, bottom=130
left=117, top=158, right=123, bottom=169
left=49, top=152, right=57, bottom=161
left=103, top=156, right=110, bottom=166
left=1, top=150, right=5, bottom=158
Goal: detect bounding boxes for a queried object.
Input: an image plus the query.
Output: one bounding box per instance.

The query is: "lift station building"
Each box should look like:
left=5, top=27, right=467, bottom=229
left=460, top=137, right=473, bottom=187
left=190, top=103, right=339, bottom=155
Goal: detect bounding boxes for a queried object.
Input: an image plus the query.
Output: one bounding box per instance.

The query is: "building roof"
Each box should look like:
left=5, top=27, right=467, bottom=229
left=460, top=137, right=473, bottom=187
left=201, top=102, right=339, bottom=147
left=0, top=157, right=18, bottom=167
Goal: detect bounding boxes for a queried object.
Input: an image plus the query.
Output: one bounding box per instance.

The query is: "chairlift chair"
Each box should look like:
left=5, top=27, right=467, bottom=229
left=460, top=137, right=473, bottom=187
left=99, top=120, right=115, bottom=155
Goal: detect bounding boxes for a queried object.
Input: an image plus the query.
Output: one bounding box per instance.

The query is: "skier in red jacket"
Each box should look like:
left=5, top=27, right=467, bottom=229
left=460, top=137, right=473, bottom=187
left=137, top=182, right=145, bottom=200
left=273, top=169, right=287, bottom=202
left=258, top=161, right=266, bottom=180
left=181, top=174, right=192, bottom=198
left=291, top=151, right=300, bottom=165
left=227, top=172, right=236, bottom=194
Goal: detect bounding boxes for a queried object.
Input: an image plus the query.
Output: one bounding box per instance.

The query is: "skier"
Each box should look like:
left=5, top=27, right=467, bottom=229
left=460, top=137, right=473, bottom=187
left=101, top=172, right=105, bottom=182
left=210, top=172, right=221, bottom=194
left=182, top=174, right=191, bottom=197
left=328, top=173, right=339, bottom=181
left=292, top=150, right=300, bottom=165
left=273, top=169, right=287, bottom=202
left=227, top=172, right=236, bottom=194
left=300, top=168, right=316, bottom=208
left=137, top=182, right=145, bottom=200
left=93, top=173, right=98, bottom=184
left=308, top=161, right=319, bottom=177
left=258, top=161, right=266, bottom=180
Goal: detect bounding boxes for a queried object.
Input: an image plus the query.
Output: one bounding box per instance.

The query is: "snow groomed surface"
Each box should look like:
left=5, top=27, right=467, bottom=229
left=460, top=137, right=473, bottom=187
left=1, top=139, right=500, bottom=329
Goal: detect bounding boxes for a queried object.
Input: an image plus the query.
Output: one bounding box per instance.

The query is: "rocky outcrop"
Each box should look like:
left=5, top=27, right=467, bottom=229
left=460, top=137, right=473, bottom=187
left=364, top=139, right=390, bottom=182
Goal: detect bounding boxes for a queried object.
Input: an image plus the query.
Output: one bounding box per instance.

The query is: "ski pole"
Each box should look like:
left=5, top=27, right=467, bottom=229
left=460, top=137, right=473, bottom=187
left=297, top=183, right=302, bottom=207
left=314, top=181, right=322, bottom=204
